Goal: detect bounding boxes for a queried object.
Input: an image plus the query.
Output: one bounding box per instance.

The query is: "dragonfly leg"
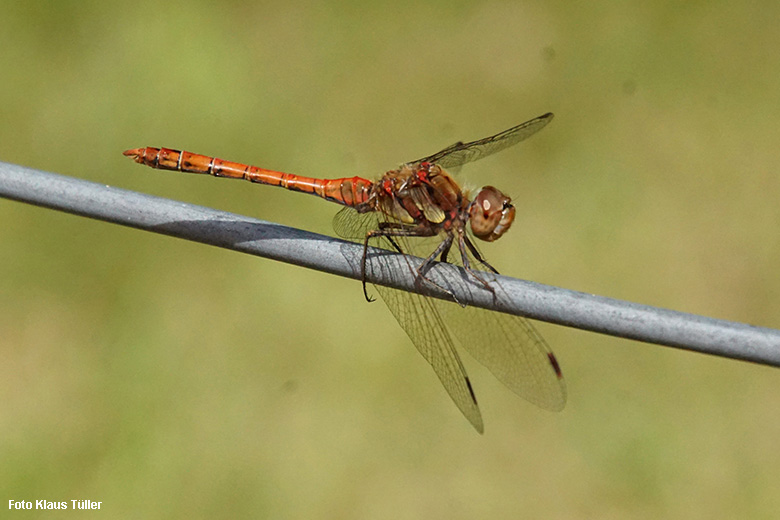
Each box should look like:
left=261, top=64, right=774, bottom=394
left=360, top=222, right=428, bottom=302
left=458, top=233, right=498, bottom=295
left=380, top=235, right=405, bottom=256
left=361, top=231, right=379, bottom=302
left=361, top=224, right=462, bottom=303
left=414, top=234, right=466, bottom=305
left=439, top=235, right=453, bottom=264
left=462, top=234, right=499, bottom=274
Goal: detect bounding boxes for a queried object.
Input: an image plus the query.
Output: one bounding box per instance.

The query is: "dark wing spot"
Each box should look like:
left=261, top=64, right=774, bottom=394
left=465, top=376, right=478, bottom=404
left=548, top=353, right=563, bottom=379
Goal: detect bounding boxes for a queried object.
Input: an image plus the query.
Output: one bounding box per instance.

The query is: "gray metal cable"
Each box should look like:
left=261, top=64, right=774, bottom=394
left=2, top=160, right=779, bottom=367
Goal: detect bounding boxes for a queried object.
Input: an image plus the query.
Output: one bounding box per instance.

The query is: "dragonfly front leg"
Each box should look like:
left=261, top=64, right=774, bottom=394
left=461, top=233, right=499, bottom=274
left=458, top=233, right=499, bottom=295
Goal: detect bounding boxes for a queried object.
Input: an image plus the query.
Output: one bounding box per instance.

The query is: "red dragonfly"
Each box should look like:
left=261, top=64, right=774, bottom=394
left=124, top=112, right=566, bottom=432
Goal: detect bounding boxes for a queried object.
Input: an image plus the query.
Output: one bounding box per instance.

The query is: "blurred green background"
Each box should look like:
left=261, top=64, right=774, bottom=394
left=2, top=1, right=779, bottom=518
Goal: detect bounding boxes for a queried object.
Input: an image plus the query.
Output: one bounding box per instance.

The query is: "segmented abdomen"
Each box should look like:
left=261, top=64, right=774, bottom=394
left=123, top=147, right=373, bottom=207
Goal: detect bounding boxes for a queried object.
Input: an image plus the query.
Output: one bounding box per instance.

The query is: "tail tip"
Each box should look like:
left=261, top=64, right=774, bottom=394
left=123, top=148, right=144, bottom=162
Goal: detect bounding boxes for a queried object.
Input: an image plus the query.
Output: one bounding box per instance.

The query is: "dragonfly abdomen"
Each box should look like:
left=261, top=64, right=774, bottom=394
left=123, top=147, right=373, bottom=206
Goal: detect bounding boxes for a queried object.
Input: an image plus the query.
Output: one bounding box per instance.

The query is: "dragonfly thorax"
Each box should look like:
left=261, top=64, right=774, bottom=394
left=371, top=163, right=463, bottom=227
left=468, top=186, right=515, bottom=242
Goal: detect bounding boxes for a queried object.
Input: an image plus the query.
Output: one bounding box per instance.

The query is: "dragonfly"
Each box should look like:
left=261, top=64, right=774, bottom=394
left=124, top=112, right=566, bottom=433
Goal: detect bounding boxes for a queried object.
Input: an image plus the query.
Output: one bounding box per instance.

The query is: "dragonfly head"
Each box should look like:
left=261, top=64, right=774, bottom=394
left=469, top=187, right=515, bottom=242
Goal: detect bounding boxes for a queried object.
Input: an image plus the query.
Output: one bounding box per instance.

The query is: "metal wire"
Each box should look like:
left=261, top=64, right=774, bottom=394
left=2, top=159, right=780, bottom=367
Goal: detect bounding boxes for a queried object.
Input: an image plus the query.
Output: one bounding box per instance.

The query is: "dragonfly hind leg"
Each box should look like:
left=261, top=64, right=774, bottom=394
left=360, top=222, right=424, bottom=302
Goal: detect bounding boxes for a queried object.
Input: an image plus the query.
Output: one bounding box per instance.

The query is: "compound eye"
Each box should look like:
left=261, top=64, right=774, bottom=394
left=469, top=187, right=515, bottom=242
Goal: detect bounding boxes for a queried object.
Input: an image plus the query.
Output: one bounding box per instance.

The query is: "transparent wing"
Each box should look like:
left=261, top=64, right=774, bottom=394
left=396, top=232, right=567, bottom=412
left=333, top=206, right=376, bottom=240
left=334, top=207, right=484, bottom=432
left=435, top=281, right=566, bottom=411
left=411, top=113, right=554, bottom=169
left=370, top=271, right=485, bottom=433
left=332, top=204, right=565, bottom=430
left=431, top=240, right=567, bottom=411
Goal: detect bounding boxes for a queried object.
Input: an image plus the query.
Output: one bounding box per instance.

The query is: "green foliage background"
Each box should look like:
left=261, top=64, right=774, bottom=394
left=1, top=1, right=779, bottom=518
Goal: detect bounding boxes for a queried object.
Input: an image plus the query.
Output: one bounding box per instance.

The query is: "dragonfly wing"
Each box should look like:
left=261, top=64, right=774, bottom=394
left=332, top=206, right=377, bottom=240
left=435, top=287, right=566, bottom=412
left=372, top=281, right=485, bottom=433
left=411, top=113, right=554, bottom=169
left=333, top=210, right=484, bottom=431
left=429, top=240, right=567, bottom=411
